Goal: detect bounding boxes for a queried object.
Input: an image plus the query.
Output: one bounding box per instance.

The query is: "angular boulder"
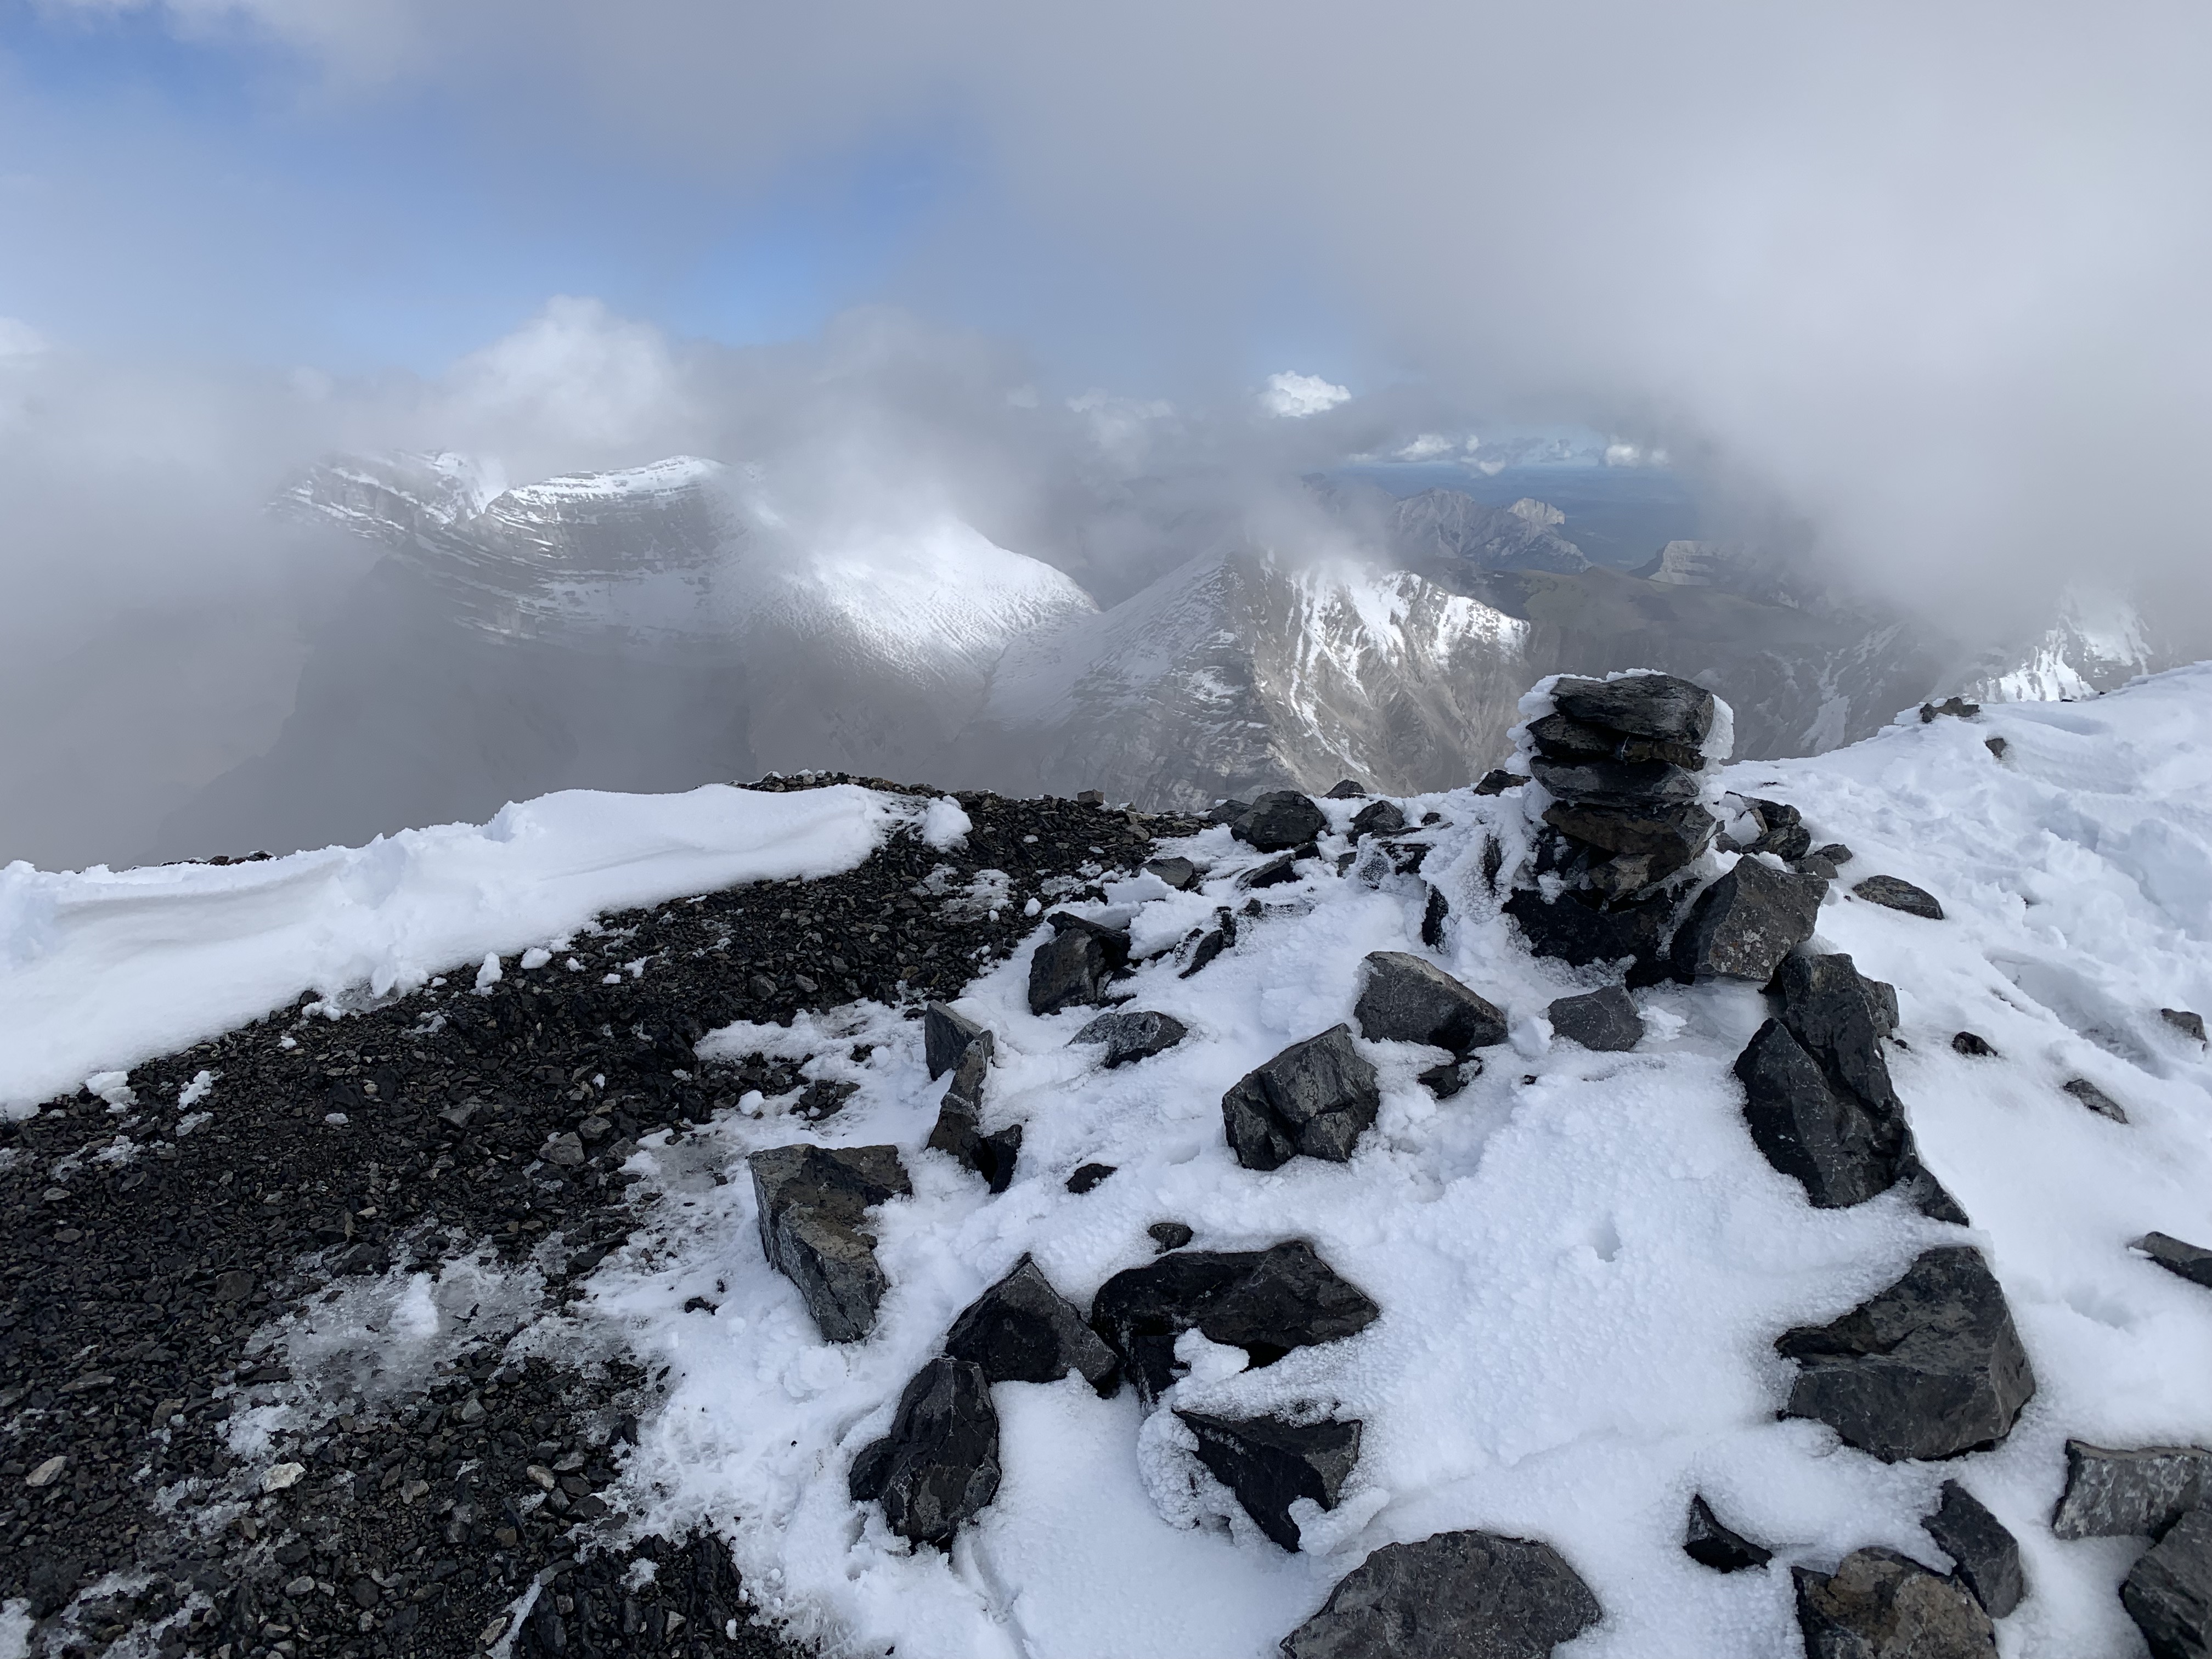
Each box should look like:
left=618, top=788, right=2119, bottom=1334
left=943, top=1256, right=1118, bottom=1393
left=1530, top=756, right=1704, bottom=808
left=2136, top=1232, right=2212, bottom=1291
left=2064, top=1077, right=2129, bottom=1123
left=1505, top=884, right=1674, bottom=968
left=1072, top=1009, right=1190, bottom=1068
left=1472, top=769, right=1527, bottom=796
left=848, top=1356, right=1000, bottom=1547
left=1222, top=1025, right=1383, bottom=1171
left=928, top=1042, right=1023, bottom=1193
left=923, top=1001, right=991, bottom=1081
left=1029, top=928, right=1112, bottom=1015
left=1527, top=710, right=1706, bottom=771
left=1048, top=909, right=1133, bottom=968
left=1324, top=778, right=1367, bottom=799
left=1671, top=858, right=1825, bottom=983
left=1774, top=953, right=1901, bottom=1116
left=2123, top=1499, right=2212, bottom=1659
left=1234, top=791, right=1328, bottom=853
left=2051, top=1441, right=2212, bottom=1539
left=1547, top=985, right=1643, bottom=1052
left=1551, top=672, right=1717, bottom=748
left=1853, top=875, right=1945, bottom=920
left=1350, top=799, right=1408, bottom=838
left=1776, top=1246, right=2035, bottom=1462
left=1684, top=1494, right=1771, bottom=1573
left=1280, top=1530, right=1601, bottom=1659
left=2163, top=1008, right=2208, bottom=1043
left=1735, top=1019, right=1903, bottom=1208
left=1924, top=1480, right=2024, bottom=1619
left=1794, top=1548, right=1996, bottom=1658
left=1144, top=855, right=1199, bottom=890
left=1893, top=1135, right=1973, bottom=1227
left=1177, top=1410, right=1362, bottom=1551
left=1090, top=1240, right=1380, bottom=1406
left=750, top=1144, right=913, bottom=1343
left=1541, top=798, right=1716, bottom=875
left=1354, top=952, right=1509, bottom=1057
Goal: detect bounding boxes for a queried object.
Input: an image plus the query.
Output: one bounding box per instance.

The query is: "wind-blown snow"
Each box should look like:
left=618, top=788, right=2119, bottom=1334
left=0, top=784, right=927, bottom=1116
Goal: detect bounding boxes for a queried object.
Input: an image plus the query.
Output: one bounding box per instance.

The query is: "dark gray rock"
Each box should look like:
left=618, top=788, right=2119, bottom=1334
left=1853, top=875, right=1945, bottom=920
left=1777, top=1246, right=2035, bottom=1462
left=1421, top=885, right=1449, bottom=947
left=1242, top=850, right=1305, bottom=889
left=1542, top=797, right=1717, bottom=877
left=1530, top=756, right=1704, bottom=808
left=1952, top=1031, right=1996, bottom=1057
left=1351, top=799, right=1408, bottom=837
left=1180, top=909, right=1237, bottom=979
left=1684, top=1494, right=1771, bottom=1572
left=1527, top=710, right=1706, bottom=771
left=923, top=1001, right=991, bottom=1081
left=1073, top=1009, right=1190, bottom=1068
left=1735, top=1019, right=1903, bottom=1208
left=1813, top=842, right=1855, bottom=866
left=1794, top=1548, right=1996, bottom=1658
left=1209, top=798, right=1252, bottom=825
left=1505, top=884, right=1674, bottom=968
left=848, top=1357, right=1000, bottom=1547
left=1029, top=928, right=1112, bottom=1015
left=1776, top=953, right=1902, bottom=1119
left=1921, top=697, right=1981, bottom=722
left=793, top=1078, right=858, bottom=1121
left=928, top=1043, right=1023, bottom=1193
left=1985, top=736, right=2008, bottom=759
left=1894, top=1135, right=1973, bottom=1226
left=1234, top=791, right=1329, bottom=853
left=1048, top=909, right=1133, bottom=969
left=1324, top=779, right=1368, bottom=799
left=1547, top=985, right=1643, bottom=1052
left=1280, top=1529, right=1601, bottom=1659
left=2164, top=1008, right=2208, bottom=1043
left=1144, top=855, right=1199, bottom=890
left=1418, top=1056, right=1483, bottom=1098
left=750, top=1143, right=912, bottom=1343
left=1066, top=1163, right=1115, bottom=1194
left=1178, top=1410, right=1362, bottom=1551
left=2123, top=1499, right=2212, bottom=1658
left=1925, top=1480, right=2024, bottom=1618
left=1795, top=854, right=1840, bottom=882
left=1090, top=1240, right=1380, bottom=1406
left=2064, top=1077, right=2129, bottom=1123
left=1355, top=951, right=1509, bottom=1057
left=1222, top=1025, right=1383, bottom=1171
left=1671, top=859, right=1825, bottom=982
left=1148, top=1221, right=1195, bottom=1252
left=2051, top=1441, right=2212, bottom=1539
left=2137, top=1232, right=2212, bottom=1291
left=943, top=1256, right=1119, bottom=1393
left=1551, top=672, right=1718, bottom=748
left=1473, top=769, right=1527, bottom=796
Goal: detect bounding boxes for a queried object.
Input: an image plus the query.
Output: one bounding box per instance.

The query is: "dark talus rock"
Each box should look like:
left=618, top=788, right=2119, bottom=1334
left=1777, top=1246, right=2035, bottom=1462
left=793, top=1077, right=858, bottom=1121
left=1921, top=697, right=1982, bottom=722
left=2163, top=1008, right=2208, bottom=1043
left=1148, top=1221, right=1195, bottom=1252
left=1684, top=1494, right=1772, bottom=1572
left=1418, top=1056, right=1483, bottom=1098
left=1324, top=778, right=1368, bottom=799
left=923, top=1001, right=991, bottom=1081
left=2123, top=1499, right=2212, bottom=1658
left=1350, top=798, right=1408, bottom=837
left=1144, top=855, right=1199, bottom=890
left=1222, top=1025, right=1383, bottom=1171
left=1551, top=672, right=1718, bottom=747
left=1208, top=799, right=1252, bottom=825
left=1090, top=1240, right=1380, bottom=1406
left=1813, top=842, right=1855, bottom=866
left=1066, top=1162, right=1116, bottom=1194
left=1894, top=1135, right=1973, bottom=1226
left=1925, top=1480, right=2024, bottom=1618
left=1233, top=791, right=1328, bottom=853
left=1177, top=1411, right=1362, bottom=1552
left=1505, top=884, right=1675, bottom=969
left=2137, top=1232, right=2212, bottom=1291
left=2063, top=1077, right=2129, bottom=1123
left=1472, top=769, right=1527, bottom=796
left=1181, top=908, right=1237, bottom=979
left=1547, top=985, right=1643, bottom=1052
left=2051, top=1441, right=2212, bottom=1539
left=1775, top=953, right=1901, bottom=1118
left=1355, top=951, right=1509, bottom=1057
left=1952, top=1031, right=1996, bottom=1057
left=943, top=1256, right=1119, bottom=1393
left=1527, top=710, right=1707, bottom=771
left=1280, top=1529, right=1601, bottom=1659
left=1853, top=875, right=1946, bottom=920
left=1671, top=859, right=1825, bottom=983
left=1542, top=797, right=1716, bottom=873
left=1421, top=885, right=1449, bottom=947
left=1735, top=1019, right=1902, bottom=1207
left=750, top=1143, right=912, bottom=1343
left=1530, top=756, right=1705, bottom=809
left=1242, top=850, right=1305, bottom=889
left=928, top=1044, right=1024, bottom=1193
left=1795, top=854, right=1840, bottom=881
left=1048, top=909, right=1133, bottom=969
left=848, top=1357, right=1001, bottom=1547
left=1073, top=1009, right=1190, bottom=1068
left=1029, top=928, right=1112, bottom=1015
left=1794, top=1548, right=1996, bottom=1658
left=1985, top=736, right=2008, bottom=759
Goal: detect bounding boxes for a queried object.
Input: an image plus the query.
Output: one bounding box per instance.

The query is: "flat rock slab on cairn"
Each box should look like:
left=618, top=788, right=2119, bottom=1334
left=2050, top=1441, right=2212, bottom=1539
left=848, top=1356, right=1001, bottom=1547
left=1089, top=1240, right=1380, bottom=1406
left=1072, top=1008, right=1190, bottom=1068
left=749, top=1143, right=912, bottom=1343
left=943, top=1255, right=1120, bottom=1392
left=2136, top=1231, right=2212, bottom=1291
left=1547, top=985, right=1644, bottom=1052
left=1923, top=1480, right=2025, bottom=1618
left=1222, top=1025, right=1383, bottom=1171
left=1794, top=1547, right=1996, bottom=1659
left=1279, top=1530, right=1601, bottom=1659
left=1853, top=874, right=1946, bottom=919
left=1776, top=1246, right=2035, bottom=1462
left=1352, top=951, right=1509, bottom=1057
left=1232, top=791, right=1329, bottom=853
left=1176, top=1410, right=1363, bottom=1552
left=1671, top=856, right=1826, bottom=982
left=2123, top=1500, right=2212, bottom=1659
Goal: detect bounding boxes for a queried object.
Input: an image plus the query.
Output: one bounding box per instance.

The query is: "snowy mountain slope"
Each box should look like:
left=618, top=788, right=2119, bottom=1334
left=1388, top=488, right=1594, bottom=573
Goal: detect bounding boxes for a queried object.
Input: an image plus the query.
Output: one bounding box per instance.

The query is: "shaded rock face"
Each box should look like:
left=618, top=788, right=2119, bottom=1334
left=1925, top=1480, right=2024, bottom=1619
left=1353, top=952, right=1509, bottom=1058
left=1222, top=1025, right=1383, bottom=1171
left=927, top=1042, right=1023, bottom=1193
left=1854, top=874, right=1946, bottom=920
left=1072, top=1009, right=1190, bottom=1068
left=1524, top=710, right=1703, bottom=771
left=847, top=1357, right=1001, bottom=1548
left=1777, top=1246, right=2035, bottom=1463
left=1538, top=799, right=1716, bottom=898
left=2164, top=1008, right=2209, bottom=1043
left=2123, top=1499, right=2212, bottom=1659
left=1279, top=1529, right=1602, bottom=1659
left=2137, top=1232, right=2212, bottom=1291
left=1551, top=672, right=1716, bottom=747
left=1176, top=1410, right=1362, bottom=1551
left=1233, top=791, right=1328, bottom=853
left=2051, top=1442, right=2212, bottom=1539
left=1684, top=1494, right=1772, bottom=1573
left=1144, top=855, right=1199, bottom=889
left=1089, top=1241, right=1380, bottom=1406
left=2064, top=1076, right=2129, bottom=1123
left=749, top=1144, right=912, bottom=1343
left=1029, top=928, right=1113, bottom=1015
left=1793, top=1547, right=1996, bottom=1659
left=1351, top=799, right=1408, bottom=838
left=1504, top=884, right=1675, bottom=969
left=943, top=1256, right=1119, bottom=1393
left=1548, top=985, right=1644, bottom=1052
left=923, top=1001, right=991, bottom=1081
left=1671, top=857, right=1825, bottom=983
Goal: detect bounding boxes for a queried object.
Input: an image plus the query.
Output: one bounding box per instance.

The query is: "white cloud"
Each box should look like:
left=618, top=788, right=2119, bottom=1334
left=1261, top=371, right=1350, bottom=419
left=1395, top=432, right=1454, bottom=461
left=0, top=318, right=50, bottom=357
